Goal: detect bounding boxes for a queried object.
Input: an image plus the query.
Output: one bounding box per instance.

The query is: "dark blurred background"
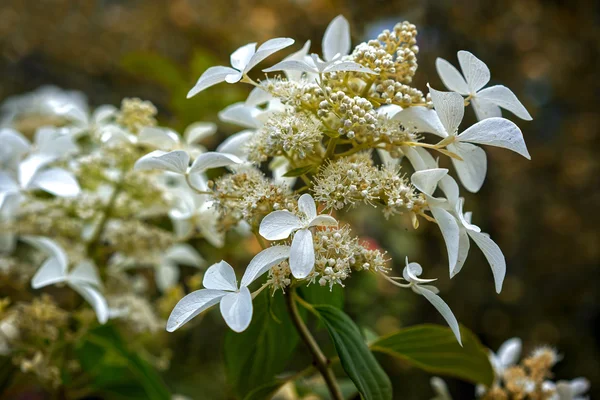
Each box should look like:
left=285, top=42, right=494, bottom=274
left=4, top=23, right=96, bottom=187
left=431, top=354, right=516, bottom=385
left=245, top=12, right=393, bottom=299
left=1, top=0, right=598, bottom=399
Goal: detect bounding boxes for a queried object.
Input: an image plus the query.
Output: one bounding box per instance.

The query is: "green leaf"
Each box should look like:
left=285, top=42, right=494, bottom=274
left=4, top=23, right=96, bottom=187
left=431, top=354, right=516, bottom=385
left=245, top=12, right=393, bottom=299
left=300, top=284, right=344, bottom=309
left=243, top=380, right=286, bottom=400
left=225, top=291, right=301, bottom=397
left=120, top=52, right=186, bottom=91
left=283, top=165, right=315, bottom=177
left=313, top=305, right=392, bottom=400
left=370, top=324, right=494, bottom=386
left=76, top=325, right=171, bottom=400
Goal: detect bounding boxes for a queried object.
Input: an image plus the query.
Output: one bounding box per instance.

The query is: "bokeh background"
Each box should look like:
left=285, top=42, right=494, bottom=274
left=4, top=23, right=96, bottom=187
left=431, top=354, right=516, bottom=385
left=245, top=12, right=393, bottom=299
left=1, top=0, right=599, bottom=399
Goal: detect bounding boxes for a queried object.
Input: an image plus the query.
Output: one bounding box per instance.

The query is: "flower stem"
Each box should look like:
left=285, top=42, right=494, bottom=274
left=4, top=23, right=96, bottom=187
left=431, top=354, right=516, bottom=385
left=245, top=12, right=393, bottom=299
left=284, top=287, right=343, bottom=400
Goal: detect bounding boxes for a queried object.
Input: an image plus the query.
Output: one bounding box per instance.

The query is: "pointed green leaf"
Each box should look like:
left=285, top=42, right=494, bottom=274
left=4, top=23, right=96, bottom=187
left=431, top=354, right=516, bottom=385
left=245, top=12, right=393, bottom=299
left=283, top=165, right=315, bottom=177
left=313, top=305, right=392, bottom=400
left=370, top=324, right=494, bottom=386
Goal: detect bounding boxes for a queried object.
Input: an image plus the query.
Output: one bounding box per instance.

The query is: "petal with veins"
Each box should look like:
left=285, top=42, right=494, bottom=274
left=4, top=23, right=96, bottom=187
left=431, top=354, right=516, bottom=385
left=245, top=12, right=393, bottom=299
left=134, top=150, right=190, bottom=174
left=309, top=215, right=338, bottom=228
left=411, top=168, right=448, bottom=196
left=216, top=130, right=254, bottom=158
left=259, top=210, right=303, bottom=240
left=289, top=229, right=315, bottom=279
left=471, top=97, right=502, bottom=121
left=477, top=85, right=532, bottom=120
left=187, top=66, right=240, bottom=98
left=458, top=117, right=530, bottom=159
left=188, top=152, right=241, bottom=175
left=322, top=15, right=351, bottom=62
left=244, top=38, right=295, bottom=73
left=298, top=193, right=317, bottom=220
left=240, top=245, right=291, bottom=287
left=430, top=207, right=460, bottom=275
left=220, top=286, right=253, bottom=332
left=428, top=86, right=465, bottom=136
left=414, top=285, right=462, bottom=345
left=466, top=230, right=506, bottom=293
left=457, top=51, right=490, bottom=94
left=166, top=289, right=227, bottom=332
left=449, top=142, right=487, bottom=193
left=203, top=261, right=238, bottom=292
left=435, top=57, right=469, bottom=95
left=394, top=106, right=447, bottom=138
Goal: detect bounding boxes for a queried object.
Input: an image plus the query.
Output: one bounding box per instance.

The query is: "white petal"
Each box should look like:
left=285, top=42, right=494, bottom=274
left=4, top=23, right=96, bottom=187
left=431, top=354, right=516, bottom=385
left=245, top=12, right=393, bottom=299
left=138, top=127, right=180, bottom=150
left=298, top=193, right=317, bottom=220
left=403, top=262, right=436, bottom=284
left=435, top=58, right=469, bottom=95
left=496, top=338, right=522, bottom=368
left=184, top=122, right=217, bottom=145
left=19, top=154, right=55, bottom=188
left=458, top=117, right=530, bottom=159
left=430, top=207, right=460, bottom=274
left=428, top=86, right=464, bottom=136
left=203, top=261, right=238, bottom=292
left=164, top=244, right=204, bottom=267
left=377, top=148, right=401, bottom=169
left=216, top=130, right=254, bottom=158
left=259, top=210, right=303, bottom=240
left=467, top=230, right=506, bottom=293
left=289, top=229, right=314, bottom=279
left=471, top=97, right=502, bottom=121
left=322, top=15, right=351, bottom=61
left=0, top=128, right=30, bottom=158
left=477, top=84, right=533, bottom=120
left=245, top=86, right=272, bottom=107
left=430, top=377, right=452, bottom=400
left=451, top=228, right=470, bottom=278
left=31, top=257, right=67, bottom=288
left=34, top=127, right=78, bottom=157
left=244, top=38, right=295, bottom=74
left=308, top=215, right=338, bottom=228
left=91, top=105, right=117, bottom=125
left=411, top=168, right=448, bottom=196
left=29, top=168, right=80, bottom=197
left=166, top=289, right=227, bottom=331
left=188, top=152, right=241, bottom=175
left=134, top=150, right=190, bottom=174
left=263, top=59, right=317, bottom=75
left=401, top=145, right=438, bottom=171
left=218, top=103, right=263, bottom=129
left=394, top=106, right=447, bottom=138
left=449, top=142, right=487, bottom=193
left=230, top=43, right=256, bottom=71
left=0, top=172, right=19, bottom=194
left=225, top=71, right=243, bottom=84
left=22, top=236, right=68, bottom=270
left=323, top=61, right=377, bottom=75
left=68, top=260, right=102, bottom=287
left=282, top=40, right=312, bottom=81
left=414, top=285, right=462, bottom=345
left=71, top=284, right=109, bottom=324
left=439, top=175, right=460, bottom=208
left=155, top=263, right=180, bottom=292
left=569, top=378, right=590, bottom=396
left=220, top=286, right=253, bottom=332
left=187, top=66, right=240, bottom=98
left=240, top=245, right=291, bottom=287
left=457, top=51, right=490, bottom=94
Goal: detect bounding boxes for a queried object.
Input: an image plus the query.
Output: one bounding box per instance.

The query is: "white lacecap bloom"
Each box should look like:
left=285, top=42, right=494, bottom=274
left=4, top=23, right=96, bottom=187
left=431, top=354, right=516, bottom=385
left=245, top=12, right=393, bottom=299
left=133, top=150, right=242, bottom=190
left=259, top=194, right=338, bottom=279
left=430, top=377, right=453, bottom=400
left=154, top=244, right=205, bottom=292
left=476, top=337, right=523, bottom=395
left=264, top=15, right=376, bottom=77
left=436, top=51, right=532, bottom=121
left=394, top=85, right=530, bottom=192
left=187, top=38, right=295, bottom=98
left=23, top=236, right=108, bottom=324
left=545, top=378, right=590, bottom=400
left=401, top=257, right=461, bottom=344
left=411, top=167, right=506, bottom=293
left=166, top=246, right=290, bottom=333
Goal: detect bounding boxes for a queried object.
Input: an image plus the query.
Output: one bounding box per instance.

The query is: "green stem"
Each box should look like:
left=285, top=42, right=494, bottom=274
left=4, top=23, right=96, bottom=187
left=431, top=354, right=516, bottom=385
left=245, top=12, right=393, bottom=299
left=284, top=287, right=343, bottom=400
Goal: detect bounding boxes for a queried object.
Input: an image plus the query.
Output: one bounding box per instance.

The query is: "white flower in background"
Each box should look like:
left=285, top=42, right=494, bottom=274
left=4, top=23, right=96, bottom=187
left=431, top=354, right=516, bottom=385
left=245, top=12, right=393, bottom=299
left=23, top=236, right=108, bottom=323
left=395, top=86, right=530, bottom=192
left=400, top=258, right=461, bottom=344
left=436, top=51, right=532, bottom=121
left=0, top=85, right=89, bottom=127
left=489, top=337, right=522, bottom=376
left=136, top=122, right=217, bottom=158
left=154, top=244, right=205, bottom=292
left=0, top=128, right=30, bottom=172
left=133, top=150, right=242, bottom=190
left=264, top=15, right=376, bottom=77
left=430, top=377, right=453, bottom=400
left=546, top=378, right=590, bottom=400
left=168, top=186, right=224, bottom=248
left=167, top=246, right=290, bottom=333
left=259, top=194, right=337, bottom=279
left=187, top=38, right=295, bottom=98
left=411, top=168, right=506, bottom=293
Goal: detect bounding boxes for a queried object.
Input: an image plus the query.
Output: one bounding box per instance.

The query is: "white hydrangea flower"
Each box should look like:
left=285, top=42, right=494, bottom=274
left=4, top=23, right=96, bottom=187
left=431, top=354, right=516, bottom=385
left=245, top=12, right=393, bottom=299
left=264, top=15, right=376, bottom=77
left=133, top=150, right=242, bottom=190
left=23, top=236, right=108, bottom=323
left=187, top=38, right=295, bottom=98
left=167, top=246, right=290, bottom=333
left=154, top=244, right=205, bottom=292
left=401, top=258, right=461, bottom=344
left=395, top=86, right=530, bottom=192
left=411, top=167, right=506, bottom=293
left=259, top=194, right=338, bottom=279
left=546, top=378, right=590, bottom=400
left=436, top=51, right=532, bottom=121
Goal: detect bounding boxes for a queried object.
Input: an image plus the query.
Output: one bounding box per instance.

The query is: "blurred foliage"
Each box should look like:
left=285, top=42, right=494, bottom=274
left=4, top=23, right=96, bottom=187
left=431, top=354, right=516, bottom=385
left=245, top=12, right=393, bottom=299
left=0, top=0, right=599, bottom=399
